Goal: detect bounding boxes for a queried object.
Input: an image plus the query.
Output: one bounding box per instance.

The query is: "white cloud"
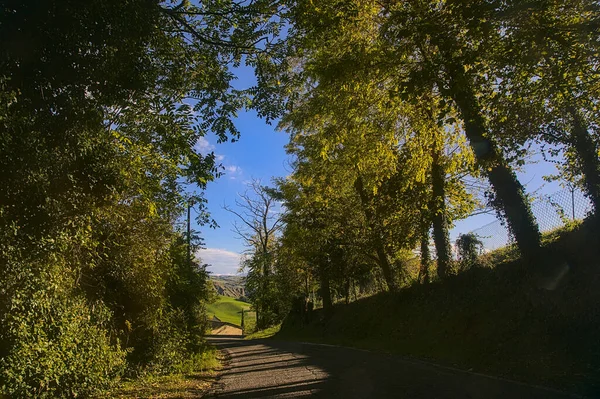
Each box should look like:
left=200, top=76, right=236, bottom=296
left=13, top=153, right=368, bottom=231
left=197, top=248, right=242, bottom=275
left=224, top=164, right=243, bottom=180
left=195, top=136, right=215, bottom=154
left=195, top=137, right=227, bottom=164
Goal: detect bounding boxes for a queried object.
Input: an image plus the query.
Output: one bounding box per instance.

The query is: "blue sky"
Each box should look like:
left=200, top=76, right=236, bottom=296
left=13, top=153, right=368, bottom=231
left=195, top=110, right=290, bottom=275
left=195, top=64, right=292, bottom=275
left=196, top=67, right=564, bottom=275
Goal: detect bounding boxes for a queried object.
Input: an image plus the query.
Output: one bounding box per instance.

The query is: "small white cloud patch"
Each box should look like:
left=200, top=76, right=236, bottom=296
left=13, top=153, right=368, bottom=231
left=195, top=136, right=215, bottom=155
left=197, top=248, right=242, bottom=275
left=224, top=165, right=242, bottom=180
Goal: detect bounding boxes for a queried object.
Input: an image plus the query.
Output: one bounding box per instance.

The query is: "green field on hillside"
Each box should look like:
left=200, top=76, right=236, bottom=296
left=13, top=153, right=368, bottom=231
left=206, top=295, right=255, bottom=327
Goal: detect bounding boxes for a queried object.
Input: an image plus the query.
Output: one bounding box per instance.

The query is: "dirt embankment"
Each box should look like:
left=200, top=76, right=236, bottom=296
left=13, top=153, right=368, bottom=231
left=211, top=324, right=243, bottom=336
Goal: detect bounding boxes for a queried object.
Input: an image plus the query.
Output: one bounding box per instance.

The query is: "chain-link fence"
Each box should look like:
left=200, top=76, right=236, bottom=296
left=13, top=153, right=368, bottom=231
left=469, top=188, right=593, bottom=251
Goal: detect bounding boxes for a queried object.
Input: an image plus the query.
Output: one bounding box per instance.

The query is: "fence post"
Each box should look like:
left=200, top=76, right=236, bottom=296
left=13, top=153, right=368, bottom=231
left=571, top=186, right=576, bottom=221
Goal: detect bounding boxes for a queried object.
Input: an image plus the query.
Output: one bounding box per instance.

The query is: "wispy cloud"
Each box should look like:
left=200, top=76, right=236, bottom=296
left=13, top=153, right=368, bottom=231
left=195, top=136, right=215, bottom=155
left=195, top=137, right=228, bottom=166
left=224, top=164, right=243, bottom=180
left=197, top=248, right=242, bottom=275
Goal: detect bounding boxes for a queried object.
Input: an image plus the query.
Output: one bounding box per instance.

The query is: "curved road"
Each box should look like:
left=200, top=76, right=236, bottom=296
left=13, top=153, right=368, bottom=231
left=207, top=337, right=579, bottom=399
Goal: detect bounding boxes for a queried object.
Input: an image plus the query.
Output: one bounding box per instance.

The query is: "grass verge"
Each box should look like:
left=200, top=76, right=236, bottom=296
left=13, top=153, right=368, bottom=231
left=244, top=324, right=281, bottom=340
left=94, top=347, right=222, bottom=398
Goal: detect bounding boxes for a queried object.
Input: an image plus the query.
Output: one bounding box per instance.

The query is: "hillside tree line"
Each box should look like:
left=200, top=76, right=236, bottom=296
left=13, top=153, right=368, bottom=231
left=235, top=0, right=600, bottom=324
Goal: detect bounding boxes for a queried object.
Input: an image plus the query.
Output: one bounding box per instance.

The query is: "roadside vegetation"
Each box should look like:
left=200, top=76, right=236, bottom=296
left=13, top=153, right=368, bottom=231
left=95, top=348, right=221, bottom=399
left=3, top=0, right=600, bottom=397
left=0, top=0, right=278, bottom=397
left=230, top=0, right=600, bottom=395
left=249, top=221, right=599, bottom=395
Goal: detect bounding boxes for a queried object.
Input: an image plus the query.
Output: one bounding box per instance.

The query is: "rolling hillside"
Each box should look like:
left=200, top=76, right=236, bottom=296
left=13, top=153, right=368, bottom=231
left=211, top=275, right=246, bottom=299
left=206, top=295, right=255, bottom=327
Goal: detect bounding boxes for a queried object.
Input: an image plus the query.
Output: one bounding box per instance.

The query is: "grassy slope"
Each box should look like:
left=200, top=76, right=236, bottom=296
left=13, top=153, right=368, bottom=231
left=274, top=221, right=600, bottom=395
left=206, top=295, right=253, bottom=326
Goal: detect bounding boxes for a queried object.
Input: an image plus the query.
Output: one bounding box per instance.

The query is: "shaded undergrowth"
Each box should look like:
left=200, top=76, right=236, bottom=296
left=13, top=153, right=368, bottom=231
left=275, top=220, right=600, bottom=396
left=94, top=346, right=221, bottom=398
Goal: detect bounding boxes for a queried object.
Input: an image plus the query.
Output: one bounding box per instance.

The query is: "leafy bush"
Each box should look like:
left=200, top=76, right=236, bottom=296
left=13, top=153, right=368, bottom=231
left=0, top=264, right=125, bottom=398
left=455, top=233, right=484, bottom=271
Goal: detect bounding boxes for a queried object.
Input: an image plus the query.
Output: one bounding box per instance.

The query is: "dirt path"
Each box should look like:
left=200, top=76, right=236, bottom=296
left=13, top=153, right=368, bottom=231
left=211, top=325, right=243, bottom=335
left=206, top=337, right=581, bottom=399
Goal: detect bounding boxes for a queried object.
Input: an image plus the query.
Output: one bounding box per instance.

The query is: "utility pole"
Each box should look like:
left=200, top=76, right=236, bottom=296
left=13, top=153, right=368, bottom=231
left=187, top=200, right=192, bottom=267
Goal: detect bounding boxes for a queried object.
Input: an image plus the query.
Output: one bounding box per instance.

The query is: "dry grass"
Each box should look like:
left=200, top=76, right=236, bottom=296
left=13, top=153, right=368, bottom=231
left=107, top=372, right=217, bottom=399
left=95, top=350, right=224, bottom=398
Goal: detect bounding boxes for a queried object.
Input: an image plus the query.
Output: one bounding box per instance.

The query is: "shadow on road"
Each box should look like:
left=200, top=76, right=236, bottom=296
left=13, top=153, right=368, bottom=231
left=206, top=337, right=579, bottom=399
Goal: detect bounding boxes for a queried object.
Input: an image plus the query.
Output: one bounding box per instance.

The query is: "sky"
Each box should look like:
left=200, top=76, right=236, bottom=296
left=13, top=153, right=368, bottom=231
left=196, top=67, right=564, bottom=275
left=196, top=109, right=290, bottom=275
left=195, top=64, right=291, bottom=275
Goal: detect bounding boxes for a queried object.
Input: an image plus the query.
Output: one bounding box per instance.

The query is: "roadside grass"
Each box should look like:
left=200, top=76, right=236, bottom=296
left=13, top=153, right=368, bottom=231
left=274, top=220, right=600, bottom=396
left=206, top=295, right=255, bottom=326
left=244, top=324, right=281, bottom=340
left=95, top=347, right=221, bottom=398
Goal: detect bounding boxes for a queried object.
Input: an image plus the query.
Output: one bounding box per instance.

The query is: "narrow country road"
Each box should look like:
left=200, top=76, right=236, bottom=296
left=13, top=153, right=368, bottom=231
left=206, top=337, right=578, bottom=399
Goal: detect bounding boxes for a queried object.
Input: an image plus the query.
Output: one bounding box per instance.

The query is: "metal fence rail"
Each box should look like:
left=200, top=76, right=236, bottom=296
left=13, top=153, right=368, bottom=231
left=470, top=188, right=593, bottom=251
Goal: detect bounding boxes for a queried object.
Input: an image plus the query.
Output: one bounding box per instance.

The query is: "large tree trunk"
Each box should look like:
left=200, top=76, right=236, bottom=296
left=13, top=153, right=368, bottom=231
left=419, top=226, right=431, bottom=283
left=430, top=145, right=453, bottom=279
left=373, top=236, right=396, bottom=291
left=443, top=62, right=541, bottom=259
left=354, top=175, right=398, bottom=291
left=570, top=108, right=600, bottom=216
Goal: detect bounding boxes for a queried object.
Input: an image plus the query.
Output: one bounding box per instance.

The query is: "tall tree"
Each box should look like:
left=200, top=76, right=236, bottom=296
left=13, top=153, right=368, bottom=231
left=258, top=0, right=541, bottom=260
left=379, top=0, right=542, bottom=259
left=226, top=180, right=284, bottom=328
left=0, top=0, right=281, bottom=395
left=492, top=0, right=600, bottom=217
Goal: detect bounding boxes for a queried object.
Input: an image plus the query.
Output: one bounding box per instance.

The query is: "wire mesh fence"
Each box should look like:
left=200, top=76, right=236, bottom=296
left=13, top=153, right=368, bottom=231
left=469, top=188, right=593, bottom=251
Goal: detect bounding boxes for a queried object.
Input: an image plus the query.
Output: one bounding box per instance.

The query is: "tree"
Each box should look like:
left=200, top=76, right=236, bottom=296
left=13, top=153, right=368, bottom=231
left=0, top=0, right=281, bottom=394
left=379, top=0, right=542, bottom=260
left=225, top=180, right=284, bottom=328
left=490, top=0, right=600, bottom=218
left=258, top=0, right=541, bottom=261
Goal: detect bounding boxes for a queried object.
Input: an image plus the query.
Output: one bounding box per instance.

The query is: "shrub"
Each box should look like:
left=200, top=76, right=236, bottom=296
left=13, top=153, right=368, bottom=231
left=455, top=233, right=484, bottom=271
left=0, top=266, right=125, bottom=398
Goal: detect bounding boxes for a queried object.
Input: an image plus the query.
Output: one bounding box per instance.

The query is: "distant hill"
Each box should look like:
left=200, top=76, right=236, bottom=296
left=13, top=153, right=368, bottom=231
left=210, top=275, right=246, bottom=299
left=206, top=295, right=254, bottom=327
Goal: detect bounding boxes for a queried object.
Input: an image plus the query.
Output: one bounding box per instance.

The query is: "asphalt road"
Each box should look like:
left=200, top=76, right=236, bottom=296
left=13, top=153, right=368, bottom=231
left=206, top=337, right=579, bottom=399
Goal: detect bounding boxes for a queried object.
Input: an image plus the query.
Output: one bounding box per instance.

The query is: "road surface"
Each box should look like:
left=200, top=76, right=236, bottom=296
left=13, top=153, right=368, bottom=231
left=206, top=337, right=579, bottom=399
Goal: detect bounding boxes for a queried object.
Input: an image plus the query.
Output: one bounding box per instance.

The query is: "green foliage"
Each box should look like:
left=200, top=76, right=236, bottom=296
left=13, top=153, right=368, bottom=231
left=455, top=233, right=484, bottom=271
left=0, top=254, right=126, bottom=398
left=97, top=347, right=219, bottom=399
left=244, top=249, right=291, bottom=327
left=0, top=0, right=281, bottom=396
